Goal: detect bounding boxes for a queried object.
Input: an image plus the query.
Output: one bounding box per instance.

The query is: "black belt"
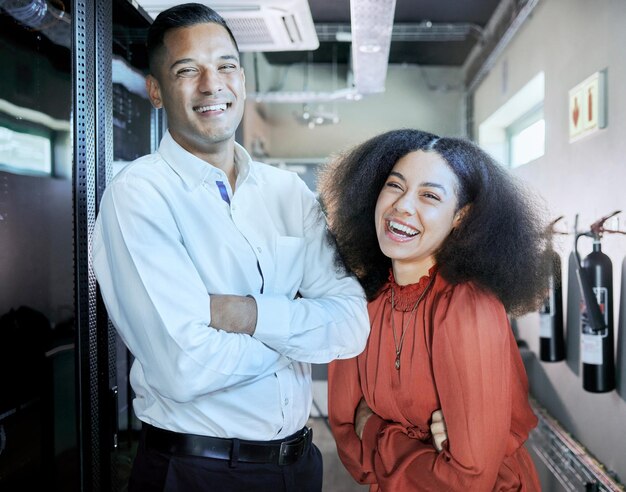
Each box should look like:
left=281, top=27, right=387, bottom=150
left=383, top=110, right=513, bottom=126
left=144, top=424, right=312, bottom=466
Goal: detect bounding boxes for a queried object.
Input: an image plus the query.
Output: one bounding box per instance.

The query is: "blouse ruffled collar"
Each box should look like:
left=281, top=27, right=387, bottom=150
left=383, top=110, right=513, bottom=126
left=382, top=266, right=438, bottom=312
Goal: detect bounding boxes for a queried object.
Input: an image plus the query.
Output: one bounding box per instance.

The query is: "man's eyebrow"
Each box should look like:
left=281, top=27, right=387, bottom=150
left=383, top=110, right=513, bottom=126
left=220, top=54, right=240, bottom=63
left=169, top=58, right=194, bottom=70
left=169, top=54, right=240, bottom=71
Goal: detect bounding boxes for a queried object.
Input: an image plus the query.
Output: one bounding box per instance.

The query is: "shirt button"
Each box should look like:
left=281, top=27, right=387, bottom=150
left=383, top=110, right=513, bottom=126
left=288, top=363, right=293, bottom=369
left=257, top=247, right=262, bottom=253
left=232, top=205, right=236, bottom=211
left=284, top=398, right=289, bottom=406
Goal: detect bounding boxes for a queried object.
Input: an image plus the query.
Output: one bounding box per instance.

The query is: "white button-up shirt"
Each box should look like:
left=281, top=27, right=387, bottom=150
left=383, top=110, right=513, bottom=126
left=93, top=132, right=369, bottom=440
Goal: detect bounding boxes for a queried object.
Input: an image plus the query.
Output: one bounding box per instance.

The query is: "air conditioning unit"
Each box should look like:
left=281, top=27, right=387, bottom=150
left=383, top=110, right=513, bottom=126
left=140, top=0, right=319, bottom=52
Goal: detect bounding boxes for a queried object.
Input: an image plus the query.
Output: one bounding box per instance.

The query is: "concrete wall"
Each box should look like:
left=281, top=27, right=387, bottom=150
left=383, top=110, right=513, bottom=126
left=472, top=0, right=626, bottom=483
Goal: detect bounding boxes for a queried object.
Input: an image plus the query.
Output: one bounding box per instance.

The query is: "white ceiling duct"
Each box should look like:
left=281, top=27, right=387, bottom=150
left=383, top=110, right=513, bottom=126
left=139, top=0, right=319, bottom=52
left=350, top=0, right=397, bottom=94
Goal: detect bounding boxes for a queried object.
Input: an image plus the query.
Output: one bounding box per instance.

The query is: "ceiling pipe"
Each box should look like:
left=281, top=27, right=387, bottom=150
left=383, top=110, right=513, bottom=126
left=464, top=0, right=541, bottom=93
left=463, top=0, right=542, bottom=138
left=249, top=87, right=362, bottom=104
left=315, top=22, right=483, bottom=44
left=0, top=0, right=71, bottom=49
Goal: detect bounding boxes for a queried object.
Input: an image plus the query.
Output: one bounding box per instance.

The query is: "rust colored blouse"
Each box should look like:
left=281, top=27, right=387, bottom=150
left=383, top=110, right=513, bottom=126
left=328, top=270, right=541, bottom=491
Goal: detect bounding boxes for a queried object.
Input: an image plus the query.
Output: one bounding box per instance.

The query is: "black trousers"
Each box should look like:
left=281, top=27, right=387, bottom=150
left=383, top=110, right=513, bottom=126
left=128, top=427, right=323, bottom=492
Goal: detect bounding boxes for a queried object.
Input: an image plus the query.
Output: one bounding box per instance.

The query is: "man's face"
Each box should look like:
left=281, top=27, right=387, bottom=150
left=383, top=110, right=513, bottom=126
left=146, top=22, right=246, bottom=156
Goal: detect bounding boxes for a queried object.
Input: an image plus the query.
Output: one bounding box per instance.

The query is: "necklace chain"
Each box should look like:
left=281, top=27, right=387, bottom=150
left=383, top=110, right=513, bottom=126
left=390, top=275, right=435, bottom=370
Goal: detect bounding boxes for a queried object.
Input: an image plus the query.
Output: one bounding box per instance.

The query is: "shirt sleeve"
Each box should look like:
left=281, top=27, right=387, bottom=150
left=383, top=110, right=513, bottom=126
left=327, top=358, right=386, bottom=485
left=369, top=285, right=513, bottom=491
left=93, top=175, right=290, bottom=404
left=251, top=178, right=370, bottom=364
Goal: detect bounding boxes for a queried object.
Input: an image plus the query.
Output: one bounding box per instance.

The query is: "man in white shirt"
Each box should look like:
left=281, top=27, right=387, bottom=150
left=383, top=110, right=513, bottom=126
left=92, top=3, right=369, bottom=491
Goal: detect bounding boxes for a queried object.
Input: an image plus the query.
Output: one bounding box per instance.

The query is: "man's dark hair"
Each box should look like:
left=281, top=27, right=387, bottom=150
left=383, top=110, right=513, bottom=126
left=146, top=3, right=239, bottom=76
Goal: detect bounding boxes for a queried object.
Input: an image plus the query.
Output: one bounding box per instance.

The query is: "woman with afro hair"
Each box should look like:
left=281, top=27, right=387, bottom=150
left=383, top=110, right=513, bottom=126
left=318, top=128, right=550, bottom=491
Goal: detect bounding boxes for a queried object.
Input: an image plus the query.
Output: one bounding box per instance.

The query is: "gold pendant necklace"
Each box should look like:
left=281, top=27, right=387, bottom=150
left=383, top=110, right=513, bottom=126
left=390, top=275, right=435, bottom=370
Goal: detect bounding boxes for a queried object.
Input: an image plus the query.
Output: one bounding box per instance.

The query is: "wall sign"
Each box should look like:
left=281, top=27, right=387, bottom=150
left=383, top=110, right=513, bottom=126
left=568, top=70, right=607, bottom=142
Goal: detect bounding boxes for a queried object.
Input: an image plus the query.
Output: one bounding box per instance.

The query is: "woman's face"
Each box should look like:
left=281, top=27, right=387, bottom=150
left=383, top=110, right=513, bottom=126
left=374, top=150, right=463, bottom=281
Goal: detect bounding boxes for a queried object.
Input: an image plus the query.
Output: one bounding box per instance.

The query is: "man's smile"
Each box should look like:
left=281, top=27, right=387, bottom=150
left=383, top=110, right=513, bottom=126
left=193, top=103, right=229, bottom=113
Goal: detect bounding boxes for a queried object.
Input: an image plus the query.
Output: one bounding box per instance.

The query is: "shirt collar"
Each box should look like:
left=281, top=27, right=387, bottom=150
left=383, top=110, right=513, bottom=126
left=157, top=130, right=256, bottom=189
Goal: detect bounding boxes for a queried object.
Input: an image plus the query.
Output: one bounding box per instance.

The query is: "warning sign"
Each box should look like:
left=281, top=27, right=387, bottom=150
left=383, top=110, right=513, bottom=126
left=568, top=70, right=607, bottom=142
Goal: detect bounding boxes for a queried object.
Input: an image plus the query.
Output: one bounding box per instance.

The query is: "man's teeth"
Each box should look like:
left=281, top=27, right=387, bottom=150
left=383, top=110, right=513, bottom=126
left=388, top=220, right=419, bottom=237
left=195, top=104, right=227, bottom=112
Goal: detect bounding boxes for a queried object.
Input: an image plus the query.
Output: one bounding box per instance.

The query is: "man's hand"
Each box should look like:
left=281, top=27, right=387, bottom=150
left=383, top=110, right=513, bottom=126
left=209, top=294, right=257, bottom=335
left=355, top=397, right=374, bottom=440
left=430, top=409, right=448, bottom=452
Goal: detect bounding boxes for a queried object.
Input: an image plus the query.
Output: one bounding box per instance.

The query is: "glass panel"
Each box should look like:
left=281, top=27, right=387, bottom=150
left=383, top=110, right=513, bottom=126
left=111, top=1, right=153, bottom=487
left=0, top=1, right=77, bottom=490
left=510, top=118, right=545, bottom=168
left=0, top=127, right=52, bottom=175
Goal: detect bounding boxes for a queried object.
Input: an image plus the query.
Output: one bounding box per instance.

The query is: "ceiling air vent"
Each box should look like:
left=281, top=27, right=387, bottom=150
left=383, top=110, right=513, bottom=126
left=141, top=0, right=319, bottom=52
left=215, top=1, right=318, bottom=52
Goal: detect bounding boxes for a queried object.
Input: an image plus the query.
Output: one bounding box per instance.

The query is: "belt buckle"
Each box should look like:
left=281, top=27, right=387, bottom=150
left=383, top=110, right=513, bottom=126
left=278, top=428, right=309, bottom=466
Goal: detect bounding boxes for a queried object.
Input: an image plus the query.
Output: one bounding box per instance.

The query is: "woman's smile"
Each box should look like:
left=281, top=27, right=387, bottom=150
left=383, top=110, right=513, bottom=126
left=385, top=218, right=420, bottom=240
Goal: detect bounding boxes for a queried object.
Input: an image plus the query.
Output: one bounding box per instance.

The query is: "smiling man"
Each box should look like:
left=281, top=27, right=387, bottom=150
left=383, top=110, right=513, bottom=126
left=92, top=4, right=369, bottom=491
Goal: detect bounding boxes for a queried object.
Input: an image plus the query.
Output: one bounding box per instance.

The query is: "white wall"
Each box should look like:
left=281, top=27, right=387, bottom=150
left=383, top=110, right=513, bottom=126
left=473, top=0, right=626, bottom=482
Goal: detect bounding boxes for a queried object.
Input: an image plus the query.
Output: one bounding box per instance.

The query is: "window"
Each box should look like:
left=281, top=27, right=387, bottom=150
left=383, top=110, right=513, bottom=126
left=507, top=105, right=545, bottom=168
left=479, top=71, right=545, bottom=168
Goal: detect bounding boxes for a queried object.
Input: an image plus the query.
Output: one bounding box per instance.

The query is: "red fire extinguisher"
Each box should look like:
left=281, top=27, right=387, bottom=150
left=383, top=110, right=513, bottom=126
left=574, top=211, right=624, bottom=393
left=539, top=217, right=566, bottom=362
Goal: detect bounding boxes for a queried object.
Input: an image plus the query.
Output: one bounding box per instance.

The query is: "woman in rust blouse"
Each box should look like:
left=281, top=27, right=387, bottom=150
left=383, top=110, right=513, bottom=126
left=318, top=129, right=550, bottom=491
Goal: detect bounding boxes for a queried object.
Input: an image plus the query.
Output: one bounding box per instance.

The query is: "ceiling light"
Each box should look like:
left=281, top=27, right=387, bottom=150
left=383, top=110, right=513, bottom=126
left=358, top=43, right=381, bottom=53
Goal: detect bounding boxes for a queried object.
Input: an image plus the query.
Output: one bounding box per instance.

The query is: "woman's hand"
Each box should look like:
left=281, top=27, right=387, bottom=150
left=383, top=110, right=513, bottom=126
left=354, top=398, right=374, bottom=439
left=430, top=409, right=448, bottom=452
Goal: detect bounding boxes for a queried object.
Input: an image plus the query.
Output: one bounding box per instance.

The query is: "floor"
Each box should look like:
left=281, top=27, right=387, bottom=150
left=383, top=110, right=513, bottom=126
left=307, top=416, right=367, bottom=492
left=309, top=378, right=368, bottom=491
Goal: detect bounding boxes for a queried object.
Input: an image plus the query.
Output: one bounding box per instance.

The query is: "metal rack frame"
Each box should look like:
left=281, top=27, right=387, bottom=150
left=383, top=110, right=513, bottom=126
left=529, top=398, right=624, bottom=491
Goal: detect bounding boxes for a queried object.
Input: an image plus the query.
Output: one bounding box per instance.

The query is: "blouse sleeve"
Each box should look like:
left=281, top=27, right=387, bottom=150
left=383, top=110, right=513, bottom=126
left=371, top=284, right=513, bottom=491
left=328, top=357, right=387, bottom=485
